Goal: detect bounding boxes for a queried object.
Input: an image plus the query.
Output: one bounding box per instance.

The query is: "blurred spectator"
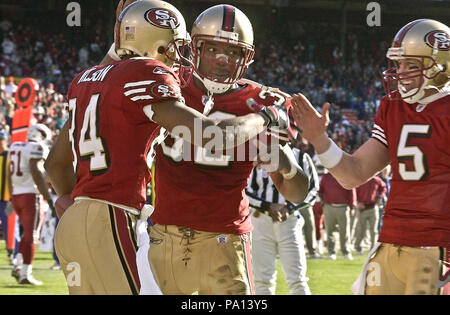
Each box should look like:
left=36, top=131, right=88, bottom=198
left=354, top=175, right=387, bottom=255
left=2, top=36, right=15, bottom=57
left=377, top=165, right=392, bottom=234
left=0, top=19, right=12, bottom=33
left=318, top=172, right=357, bottom=260
left=4, top=77, right=16, bottom=98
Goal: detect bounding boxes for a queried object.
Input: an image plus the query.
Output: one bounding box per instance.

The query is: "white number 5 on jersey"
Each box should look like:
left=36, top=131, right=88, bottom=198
left=397, top=124, right=430, bottom=181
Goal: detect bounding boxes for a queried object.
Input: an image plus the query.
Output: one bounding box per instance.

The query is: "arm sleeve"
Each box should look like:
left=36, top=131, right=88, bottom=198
left=371, top=97, right=388, bottom=147
left=27, top=143, right=45, bottom=160
left=121, top=62, right=183, bottom=123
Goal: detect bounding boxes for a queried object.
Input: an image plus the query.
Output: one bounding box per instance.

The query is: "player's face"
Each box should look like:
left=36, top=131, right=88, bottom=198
left=395, top=58, right=424, bottom=93
left=197, top=41, right=244, bottom=82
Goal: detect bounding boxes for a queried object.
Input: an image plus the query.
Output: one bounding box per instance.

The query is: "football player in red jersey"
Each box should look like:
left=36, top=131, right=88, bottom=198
left=291, top=19, right=450, bottom=295
left=45, top=0, right=292, bottom=295
left=147, top=4, right=309, bottom=295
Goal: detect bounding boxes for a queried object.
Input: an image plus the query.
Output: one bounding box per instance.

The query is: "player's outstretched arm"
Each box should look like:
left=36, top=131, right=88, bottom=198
left=44, top=121, right=75, bottom=196
left=150, top=99, right=285, bottom=149
left=264, top=144, right=309, bottom=204
left=327, top=139, right=390, bottom=189
left=290, top=93, right=390, bottom=188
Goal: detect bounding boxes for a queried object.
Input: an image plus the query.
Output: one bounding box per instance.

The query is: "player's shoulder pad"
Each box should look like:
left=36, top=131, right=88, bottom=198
left=240, top=78, right=290, bottom=107
left=10, top=142, right=26, bottom=150
left=27, top=142, right=45, bottom=155
left=122, top=59, right=181, bottom=104
left=129, top=58, right=176, bottom=77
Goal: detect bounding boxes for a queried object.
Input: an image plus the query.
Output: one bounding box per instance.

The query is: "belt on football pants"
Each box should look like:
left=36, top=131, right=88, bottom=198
left=136, top=204, right=162, bottom=295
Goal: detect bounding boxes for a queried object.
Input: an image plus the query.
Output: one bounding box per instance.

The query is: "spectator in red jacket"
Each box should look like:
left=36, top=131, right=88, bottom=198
left=354, top=175, right=387, bottom=254
left=319, top=172, right=357, bottom=260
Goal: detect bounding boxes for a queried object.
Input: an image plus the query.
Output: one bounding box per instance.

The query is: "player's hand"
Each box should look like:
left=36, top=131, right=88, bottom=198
left=261, top=105, right=289, bottom=130
left=290, top=93, right=330, bottom=146
left=268, top=203, right=289, bottom=223
left=246, top=98, right=289, bottom=130
left=55, top=194, right=74, bottom=219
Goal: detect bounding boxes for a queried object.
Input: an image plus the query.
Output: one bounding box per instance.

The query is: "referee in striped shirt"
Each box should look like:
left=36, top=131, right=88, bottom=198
left=246, top=144, right=319, bottom=295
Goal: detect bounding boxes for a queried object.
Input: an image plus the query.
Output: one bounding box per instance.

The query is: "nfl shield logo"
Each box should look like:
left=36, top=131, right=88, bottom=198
left=217, top=234, right=228, bottom=245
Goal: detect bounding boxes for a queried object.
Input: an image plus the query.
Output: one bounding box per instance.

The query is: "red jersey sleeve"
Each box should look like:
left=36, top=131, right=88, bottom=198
left=371, top=96, right=389, bottom=147
left=120, top=59, right=182, bottom=123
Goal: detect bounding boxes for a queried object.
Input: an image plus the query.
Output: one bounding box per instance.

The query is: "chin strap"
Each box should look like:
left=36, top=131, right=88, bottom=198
left=193, top=71, right=231, bottom=95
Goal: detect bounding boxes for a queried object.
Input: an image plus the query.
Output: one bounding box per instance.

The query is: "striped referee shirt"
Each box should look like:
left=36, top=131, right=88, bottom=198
left=246, top=146, right=319, bottom=211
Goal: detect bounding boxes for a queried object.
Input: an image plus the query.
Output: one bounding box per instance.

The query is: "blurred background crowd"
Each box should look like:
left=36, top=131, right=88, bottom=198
left=0, top=0, right=447, bottom=154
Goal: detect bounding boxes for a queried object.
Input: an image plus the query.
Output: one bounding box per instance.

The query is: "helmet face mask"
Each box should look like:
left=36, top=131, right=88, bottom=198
left=192, top=35, right=254, bottom=86
left=383, top=56, right=430, bottom=101
left=164, top=37, right=194, bottom=87
left=189, top=5, right=255, bottom=94
left=382, top=19, right=450, bottom=103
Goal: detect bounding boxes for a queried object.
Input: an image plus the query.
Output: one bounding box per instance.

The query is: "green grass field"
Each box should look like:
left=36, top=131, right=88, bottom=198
left=0, top=240, right=365, bottom=295
left=275, top=253, right=365, bottom=295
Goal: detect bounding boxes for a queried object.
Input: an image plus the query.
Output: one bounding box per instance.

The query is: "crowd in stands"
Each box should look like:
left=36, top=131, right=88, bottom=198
left=0, top=8, right=394, bottom=154
left=0, top=9, right=110, bottom=141
left=246, top=23, right=389, bottom=153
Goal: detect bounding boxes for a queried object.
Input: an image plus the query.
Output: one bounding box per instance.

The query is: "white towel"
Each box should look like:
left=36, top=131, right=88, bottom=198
left=351, top=242, right=382, bottom=295
left=136, top=205, right=162, bottom=295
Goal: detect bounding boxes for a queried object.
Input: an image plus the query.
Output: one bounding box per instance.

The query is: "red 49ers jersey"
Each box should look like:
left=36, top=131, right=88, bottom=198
left=372, top=92, right=450, bottom=247
left=151, top=79, right=290, bottom=234
left=68, top=58, right=181, bottom=212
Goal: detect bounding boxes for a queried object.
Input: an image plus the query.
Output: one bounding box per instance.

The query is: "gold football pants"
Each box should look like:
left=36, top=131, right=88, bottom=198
left=149, top=224, right=254, bottom=295
left=54, top=199, right=140, bottom=295
left=365, top=243, right=447, bottom=295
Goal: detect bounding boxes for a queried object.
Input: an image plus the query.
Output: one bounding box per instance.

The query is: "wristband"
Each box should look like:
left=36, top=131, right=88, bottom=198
left=107, top=43, right=121, bottom=61
left=281, top=165, right=297, bottom=180
left=317, top=138, right=343, bottom=169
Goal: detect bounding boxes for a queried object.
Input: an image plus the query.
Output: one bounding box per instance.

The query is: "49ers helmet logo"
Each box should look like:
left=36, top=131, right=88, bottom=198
left=144, top=8, right=179, bottom=29
left=424, top=30, right=450, bottom=51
